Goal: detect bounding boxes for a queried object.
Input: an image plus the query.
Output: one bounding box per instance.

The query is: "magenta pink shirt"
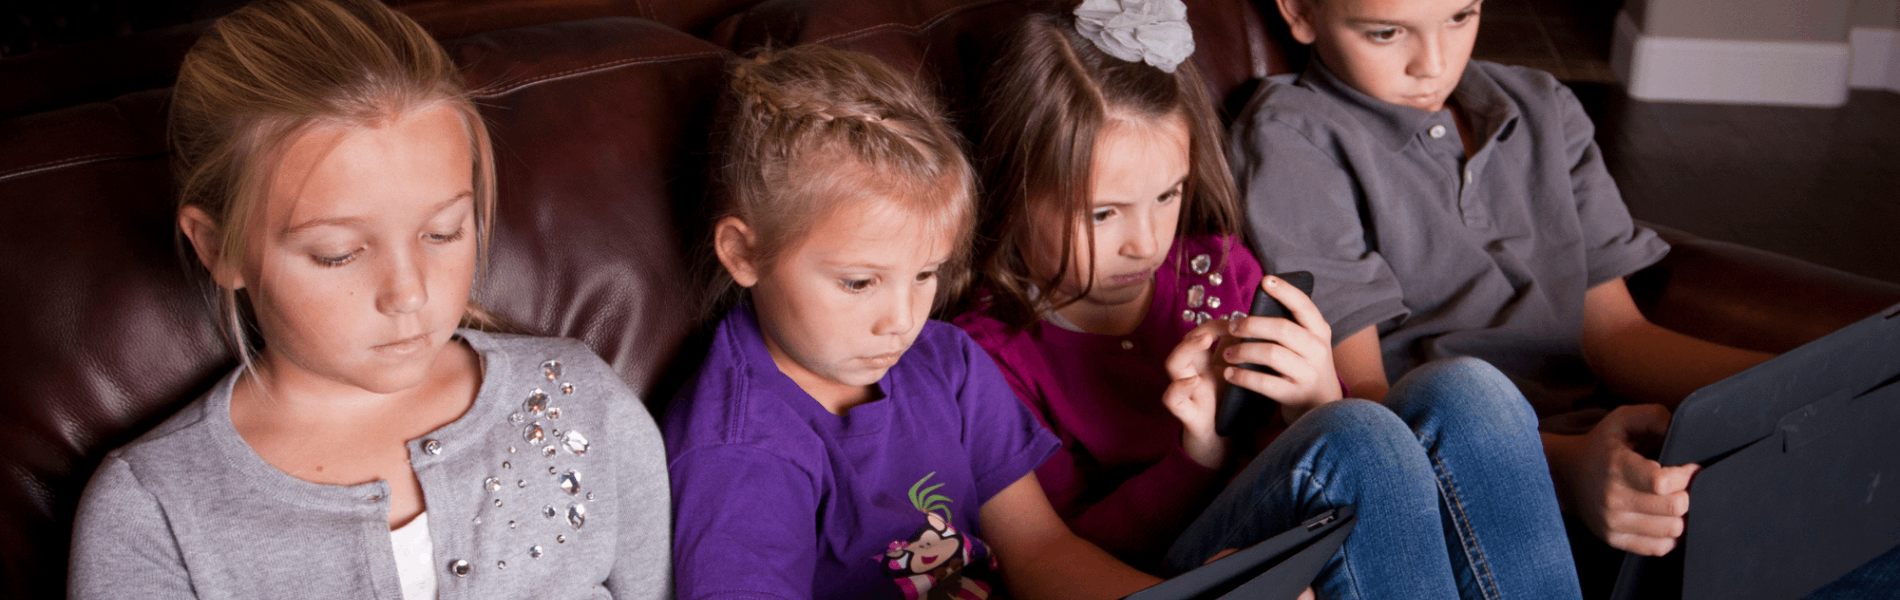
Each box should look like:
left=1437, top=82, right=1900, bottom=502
left=952, top=235, right=1268, bottom=566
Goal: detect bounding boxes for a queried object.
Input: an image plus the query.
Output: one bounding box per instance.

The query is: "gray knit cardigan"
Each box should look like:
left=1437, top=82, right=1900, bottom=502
left=69, top=330, right=673, bottom=599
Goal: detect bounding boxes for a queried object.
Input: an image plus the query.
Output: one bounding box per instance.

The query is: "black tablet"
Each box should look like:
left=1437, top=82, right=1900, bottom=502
left=1611, top=303, right=1900, bottom=600
left=1123, top=505, right=1354, bottom=600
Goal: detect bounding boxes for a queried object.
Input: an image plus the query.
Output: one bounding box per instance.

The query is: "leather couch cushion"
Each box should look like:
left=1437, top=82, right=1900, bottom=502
left=0, top=88, right=226, bottom=599
left=451, top=18, right=729, bottom=400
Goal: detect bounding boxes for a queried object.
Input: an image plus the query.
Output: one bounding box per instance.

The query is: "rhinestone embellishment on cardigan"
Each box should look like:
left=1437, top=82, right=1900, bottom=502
left=567, top=504, right=586, bottom=530
left=480, top=356, right=594, bottom=556
left=563, top=430, right=589, bottom=455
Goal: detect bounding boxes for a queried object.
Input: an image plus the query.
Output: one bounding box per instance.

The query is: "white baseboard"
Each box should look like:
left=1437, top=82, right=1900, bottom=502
left=1612, top=10, right=1852, bottom=107
left=1849, top=27, right=1900, bottom=93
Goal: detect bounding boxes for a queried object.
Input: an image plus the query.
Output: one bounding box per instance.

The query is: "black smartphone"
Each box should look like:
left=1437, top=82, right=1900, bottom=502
left=1215, top=271, right=1316, bottom=437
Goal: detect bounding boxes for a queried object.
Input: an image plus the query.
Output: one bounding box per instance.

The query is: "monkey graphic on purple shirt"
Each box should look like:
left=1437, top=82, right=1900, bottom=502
left=883, top=473, right=993, bottom=600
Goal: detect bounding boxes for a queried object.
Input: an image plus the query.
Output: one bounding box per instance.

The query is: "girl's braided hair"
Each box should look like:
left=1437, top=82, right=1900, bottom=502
left=703, top=45, right=977, bottom=317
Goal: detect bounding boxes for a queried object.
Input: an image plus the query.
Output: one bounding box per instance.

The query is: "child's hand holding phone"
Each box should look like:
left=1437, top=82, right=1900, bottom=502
left=1219, top=272, right=1343, bottom=430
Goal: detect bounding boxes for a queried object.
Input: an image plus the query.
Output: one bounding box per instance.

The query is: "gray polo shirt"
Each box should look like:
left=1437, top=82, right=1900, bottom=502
left=69, top=330, right=673, bottom=599
left=1229, top=59, right=1669, bottom=417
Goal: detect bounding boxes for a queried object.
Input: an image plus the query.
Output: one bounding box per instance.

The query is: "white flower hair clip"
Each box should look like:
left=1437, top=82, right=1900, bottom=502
left=1073, top=0, right=1196, bottom=73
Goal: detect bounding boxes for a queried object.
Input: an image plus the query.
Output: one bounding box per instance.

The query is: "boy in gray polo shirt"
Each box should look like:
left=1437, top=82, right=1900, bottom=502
left=1231, top=0, right=1775, bottom=561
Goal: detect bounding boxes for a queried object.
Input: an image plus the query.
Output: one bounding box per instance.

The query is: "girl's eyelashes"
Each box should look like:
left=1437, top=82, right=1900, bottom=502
left=307, top=223, right=466, bottom=268
left=1450, top=9, right=1479, bottom=25
left=1157, top=187, right=1181, bottom=204
left=424, top=227, right=467, bottom=244
left=312, top=249, right=360, bottom=268
left=840, top=270, right=938, bottom=291
left=1366, top=27, right=1402, bottom=43
left=1091, top=207, right=1116, bottom=223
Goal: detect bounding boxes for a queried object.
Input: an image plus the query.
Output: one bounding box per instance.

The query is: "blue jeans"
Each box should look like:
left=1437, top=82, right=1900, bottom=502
left=1163, top=357, right=1582, bottom=600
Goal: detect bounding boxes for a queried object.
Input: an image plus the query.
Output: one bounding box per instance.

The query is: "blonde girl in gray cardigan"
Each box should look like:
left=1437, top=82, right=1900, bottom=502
left=67, top=0, right=670, bottom=597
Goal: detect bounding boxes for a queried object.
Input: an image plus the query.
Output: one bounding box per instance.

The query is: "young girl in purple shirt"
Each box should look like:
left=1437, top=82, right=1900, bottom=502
left=663, top=45, right=1170, bottom=600
left=950, top=3, right=1582, bottom=598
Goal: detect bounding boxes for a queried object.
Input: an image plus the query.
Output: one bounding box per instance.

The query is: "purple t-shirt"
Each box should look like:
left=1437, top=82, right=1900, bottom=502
left=664, top=302, right=1061, bottom=600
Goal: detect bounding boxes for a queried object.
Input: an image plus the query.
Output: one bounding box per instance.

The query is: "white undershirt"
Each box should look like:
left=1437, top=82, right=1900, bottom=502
left=1043, top=308, right=1085, bottom=332
left=1027, top=284, right=1087, bottom=333
left=389, top=512, right=438, bottom=600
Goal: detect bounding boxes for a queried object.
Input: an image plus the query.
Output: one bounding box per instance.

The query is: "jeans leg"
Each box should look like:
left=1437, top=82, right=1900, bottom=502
left=1384, top=357, right=1584, bottom=600
left=1163, top=399, right=1461, bottom=600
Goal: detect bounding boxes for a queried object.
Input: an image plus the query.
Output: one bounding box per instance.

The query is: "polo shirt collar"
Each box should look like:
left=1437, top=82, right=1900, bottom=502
left=1299, top=58, right=1521, bottom=152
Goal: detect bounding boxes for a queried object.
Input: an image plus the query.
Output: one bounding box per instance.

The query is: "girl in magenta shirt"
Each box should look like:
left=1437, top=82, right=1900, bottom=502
left=952, top=5, right=1582, bottom=599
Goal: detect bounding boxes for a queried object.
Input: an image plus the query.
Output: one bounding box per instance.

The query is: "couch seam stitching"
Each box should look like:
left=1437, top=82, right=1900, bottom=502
left=471, top=49, right=731, bottom=97
left=805, top=0, right=1015, bottom=46
left=0, top=152, right=145, bottom=183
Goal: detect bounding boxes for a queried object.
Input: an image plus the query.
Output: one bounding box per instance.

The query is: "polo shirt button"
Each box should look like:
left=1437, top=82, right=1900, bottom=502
left=1428, top=125, right=1446, bottom=139
left=1120, top=340, right=1134, bottom=350
left=1464, top=169, right=1474, bottom=184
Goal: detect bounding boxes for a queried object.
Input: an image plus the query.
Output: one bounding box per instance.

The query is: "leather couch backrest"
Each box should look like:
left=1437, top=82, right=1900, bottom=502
left=0, top=87, right=223, bottom=599
left=713, top=0, right=1293, bottom=124
left=0, top=0, right=768, bottom=121
left=454, top=18, right=730, bottom=403
left=395, top=0, right=765, bottom=39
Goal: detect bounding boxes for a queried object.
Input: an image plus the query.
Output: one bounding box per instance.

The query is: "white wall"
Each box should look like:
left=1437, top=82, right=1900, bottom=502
left=1615, top=0, right=1864, bottom=105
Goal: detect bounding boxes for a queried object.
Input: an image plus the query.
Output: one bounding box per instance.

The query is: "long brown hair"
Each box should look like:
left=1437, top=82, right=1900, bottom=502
left=964, top=10, right=1242, bottom=330
left=171, top=0, right=499, bottom=365
left=704, top=45, right=977, bottom=317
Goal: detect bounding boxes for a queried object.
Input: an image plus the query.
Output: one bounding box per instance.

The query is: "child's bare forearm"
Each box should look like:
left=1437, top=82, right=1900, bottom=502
left=1595, top=323, right=1771, bottom=408
left=983, top=475, right=1162, bottom=600
left=1582, top=279, right=1774, bottom=409
left=1332, top=327, right=1390, bottom=403
left=998, top=532, right=1161, bottom=600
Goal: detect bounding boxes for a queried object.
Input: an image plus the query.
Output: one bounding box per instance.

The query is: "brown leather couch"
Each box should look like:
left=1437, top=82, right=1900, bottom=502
left=2, top=0, right=1895, bottom=597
